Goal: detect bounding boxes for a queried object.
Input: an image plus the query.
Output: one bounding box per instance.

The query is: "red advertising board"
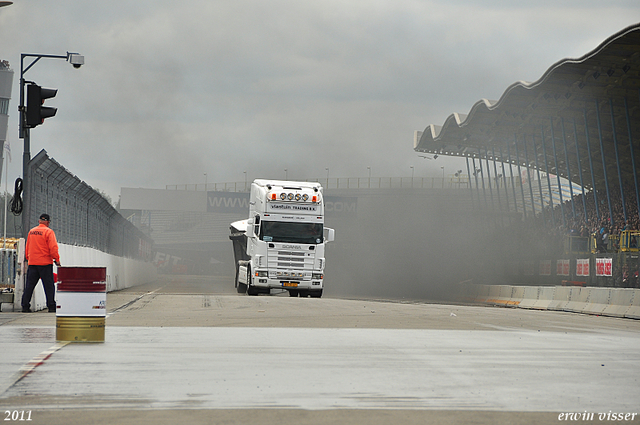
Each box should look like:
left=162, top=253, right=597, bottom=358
left=595, top=258, right=613, bottom=277
left=576, top=259, right=590, bottom=277
left=557, top=259, right=570, bottom=276
left=539, top=260, right=551, bottom=276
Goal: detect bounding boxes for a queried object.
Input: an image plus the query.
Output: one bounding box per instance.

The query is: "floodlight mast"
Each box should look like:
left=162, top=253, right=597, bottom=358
left=18, top=52, right=84, bottom=238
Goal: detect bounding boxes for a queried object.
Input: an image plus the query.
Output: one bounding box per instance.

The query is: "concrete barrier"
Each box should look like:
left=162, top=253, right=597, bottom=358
left=583, top=288, right=611, bottom=315
left=13, top=242, right=157, bottom=312
left=624, top=289, right=640, bottom=319
left=518, top=286, right=540, bottom=309
left=531, top=287, right=556, bottom=310
left=486, top=285, right=502, bottom=305
left=563, top=286, right=591, bottom=314
left=508, top=286, right=526, bottom=306
left=488, top=285, right=514, bottom=306
left=467, top=284, right=639, bottom=320
left=548, top=286, right=571, bottom=311
left=601, top=288, right=635, bottom=318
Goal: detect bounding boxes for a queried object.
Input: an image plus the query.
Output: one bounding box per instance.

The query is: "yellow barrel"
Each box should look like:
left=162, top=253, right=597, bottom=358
left=56, top=316, right=105, bottom=342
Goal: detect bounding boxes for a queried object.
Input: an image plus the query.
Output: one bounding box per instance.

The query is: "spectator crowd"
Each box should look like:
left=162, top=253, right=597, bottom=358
left=494, top=181, right=640, bottom=288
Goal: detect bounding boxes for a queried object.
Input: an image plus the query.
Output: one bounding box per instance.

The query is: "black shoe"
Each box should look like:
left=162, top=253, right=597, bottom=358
left=22, top=308, right=31, bottom=313
left=48, top=309, right=56, bottom=313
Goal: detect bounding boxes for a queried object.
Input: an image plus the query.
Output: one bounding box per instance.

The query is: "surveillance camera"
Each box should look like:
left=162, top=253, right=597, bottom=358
left=68, top=54, right=84, bottom=68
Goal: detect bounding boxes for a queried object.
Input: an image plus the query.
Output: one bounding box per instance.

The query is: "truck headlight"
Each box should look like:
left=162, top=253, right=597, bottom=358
left=255, top=271, right=268, bottom=277
left=312, top=273, right=323, bottom=279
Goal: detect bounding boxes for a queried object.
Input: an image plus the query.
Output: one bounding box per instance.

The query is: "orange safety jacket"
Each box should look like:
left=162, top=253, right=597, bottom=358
left=25, top=224, right=60, bottom=266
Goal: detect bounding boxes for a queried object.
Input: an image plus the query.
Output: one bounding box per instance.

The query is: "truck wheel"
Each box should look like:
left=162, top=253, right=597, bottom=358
left=288, top=290, right=299, bottom=297
left=236, top=264, right=247, bottom=294
left=310, top=290, right=323, bottom=298
left=246, top=268, right=258, bottom=296
left=237, top=279, right=247, bottom=294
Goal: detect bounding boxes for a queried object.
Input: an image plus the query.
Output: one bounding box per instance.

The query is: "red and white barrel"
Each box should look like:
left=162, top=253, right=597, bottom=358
left=56, top=266, right=107, bottom=342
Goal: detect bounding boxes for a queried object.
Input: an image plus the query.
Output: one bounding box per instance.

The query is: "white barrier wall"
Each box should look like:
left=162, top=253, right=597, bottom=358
left=12, top=242, right=157, bottom=312
left=459, top=282, right=640, bottom=320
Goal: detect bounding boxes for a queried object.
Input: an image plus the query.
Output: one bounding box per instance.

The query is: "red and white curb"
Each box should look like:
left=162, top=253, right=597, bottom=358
left=10, top=342, right=70, bottom=386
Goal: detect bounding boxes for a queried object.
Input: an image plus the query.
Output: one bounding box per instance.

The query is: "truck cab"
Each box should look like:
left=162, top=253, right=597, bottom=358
left=230, top=180, right=335, bottom=297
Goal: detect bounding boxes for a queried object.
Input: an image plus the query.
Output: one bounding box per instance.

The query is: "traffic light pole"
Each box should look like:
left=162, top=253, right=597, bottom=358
left=18, top=52, right=83, bottom=238
left=21, top=123, right=30, bottom=240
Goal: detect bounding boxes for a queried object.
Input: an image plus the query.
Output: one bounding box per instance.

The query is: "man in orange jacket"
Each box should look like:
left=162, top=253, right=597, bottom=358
left=22, top=213, right=61, bottom=313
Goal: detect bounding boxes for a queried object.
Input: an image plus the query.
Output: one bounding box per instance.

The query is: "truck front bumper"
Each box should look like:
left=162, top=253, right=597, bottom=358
left=253, top=277, right=323, bottom=291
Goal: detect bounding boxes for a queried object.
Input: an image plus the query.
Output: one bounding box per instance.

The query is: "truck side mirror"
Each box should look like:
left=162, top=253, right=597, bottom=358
left=246, top=218, right=254, bottom=237
left=324, top=227, right=335, bottom=243
left=254, top=215, right=261, bottom=237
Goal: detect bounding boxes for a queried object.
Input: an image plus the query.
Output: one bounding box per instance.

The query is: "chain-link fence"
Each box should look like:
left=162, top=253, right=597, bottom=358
left=22, top=150, right=152, bottom=261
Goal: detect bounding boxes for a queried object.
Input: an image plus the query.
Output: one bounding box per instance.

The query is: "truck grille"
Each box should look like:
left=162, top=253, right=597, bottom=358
left=268, top=248, right=314, bottom=271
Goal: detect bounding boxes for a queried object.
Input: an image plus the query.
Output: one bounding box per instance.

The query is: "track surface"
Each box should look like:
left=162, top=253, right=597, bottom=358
left=1, top=275, right=639, bottom=425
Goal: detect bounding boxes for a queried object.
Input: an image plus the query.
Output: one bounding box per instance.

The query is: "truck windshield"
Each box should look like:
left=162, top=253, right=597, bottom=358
left=260, top=221, right=324, bottom=244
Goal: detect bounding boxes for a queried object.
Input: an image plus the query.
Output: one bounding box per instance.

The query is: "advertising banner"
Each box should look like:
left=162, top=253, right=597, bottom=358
left=206, top=192, right=357, bottom=217
left=557, top=259, right=570, bottom=276
left=539, top=260, right=552, bottom=276
left=576, top=259, right=590, bottom=277
left=596, top=258, right=613, bottom=277
left=207, top=191, right=250, bottom=214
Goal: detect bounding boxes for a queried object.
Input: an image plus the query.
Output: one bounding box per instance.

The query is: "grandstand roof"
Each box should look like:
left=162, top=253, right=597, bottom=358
left=414, top=23, right=640, bottom=193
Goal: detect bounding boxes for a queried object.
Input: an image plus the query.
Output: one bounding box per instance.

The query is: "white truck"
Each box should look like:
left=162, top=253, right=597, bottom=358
left=229, top=179, right=335, bottom=297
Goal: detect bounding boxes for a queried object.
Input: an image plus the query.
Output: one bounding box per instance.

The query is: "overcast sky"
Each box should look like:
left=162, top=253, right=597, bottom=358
left=1, top=1, right=639, bottom=201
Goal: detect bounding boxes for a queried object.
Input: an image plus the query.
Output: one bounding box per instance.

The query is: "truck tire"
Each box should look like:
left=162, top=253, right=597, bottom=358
left=310, top=289, right=323, bottom=298
left=288, top=290, right=299, bottom=297
left=246, top=267, right=258, bottom=296
left=236, top=264, right=247, bottom=294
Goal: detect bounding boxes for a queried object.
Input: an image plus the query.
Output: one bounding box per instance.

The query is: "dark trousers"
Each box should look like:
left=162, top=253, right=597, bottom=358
left=22, top=264, right=56, bottom=311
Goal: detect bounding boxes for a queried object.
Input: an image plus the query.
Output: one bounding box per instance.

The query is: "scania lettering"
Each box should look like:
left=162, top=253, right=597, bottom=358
left=229, top=180, right=335, bottom=297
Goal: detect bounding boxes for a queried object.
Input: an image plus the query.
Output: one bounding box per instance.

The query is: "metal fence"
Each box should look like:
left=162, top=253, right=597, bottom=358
left=166, top=176, right=473, bottom=193
left=0, top=248, right=17, bottom=287
left=166, top=174, right=581, bottom=194
left=24, top=150, right=153, bottom=261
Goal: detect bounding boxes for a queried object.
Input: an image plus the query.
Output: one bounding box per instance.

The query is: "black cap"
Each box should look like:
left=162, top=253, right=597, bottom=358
left=39, top=213, right=50, bottom=221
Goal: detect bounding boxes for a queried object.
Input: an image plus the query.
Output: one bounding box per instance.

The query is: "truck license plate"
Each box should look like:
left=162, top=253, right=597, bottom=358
left=282, top=282, right=298, bottom=287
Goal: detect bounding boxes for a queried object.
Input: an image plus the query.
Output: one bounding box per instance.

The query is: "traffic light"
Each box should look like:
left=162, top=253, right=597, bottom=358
left=26, top=83, right=58, bottom=128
